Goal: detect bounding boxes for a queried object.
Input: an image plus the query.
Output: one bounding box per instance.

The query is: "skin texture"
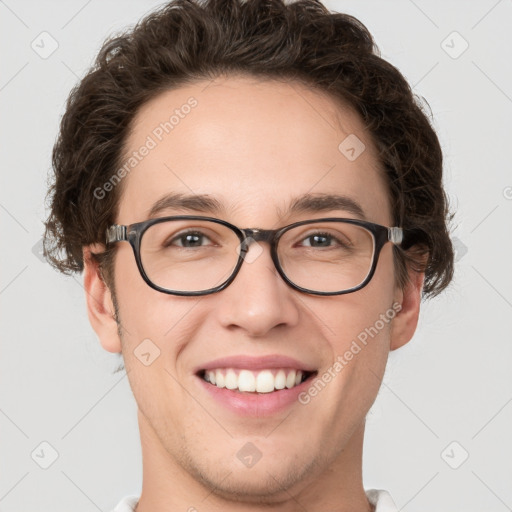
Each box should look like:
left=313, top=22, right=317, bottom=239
left=83, top=75, right=424, bottom=512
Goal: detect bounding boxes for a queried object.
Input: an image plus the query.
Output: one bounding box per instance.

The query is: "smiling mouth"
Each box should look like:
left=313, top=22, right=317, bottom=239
left=197, top=368, right=317, bottom=393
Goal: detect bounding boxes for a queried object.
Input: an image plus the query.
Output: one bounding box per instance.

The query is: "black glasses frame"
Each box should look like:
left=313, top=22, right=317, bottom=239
left=105, top=215, right=403, bottom=297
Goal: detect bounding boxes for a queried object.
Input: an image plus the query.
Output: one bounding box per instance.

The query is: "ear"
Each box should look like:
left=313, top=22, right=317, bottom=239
left=389, top=265, right=425, bottom=351
left=83, top=245, right=122, bottom=353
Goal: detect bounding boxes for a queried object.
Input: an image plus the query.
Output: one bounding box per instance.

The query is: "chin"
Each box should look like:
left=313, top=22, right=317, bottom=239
left=186, top=452, right=319, bottom=504
left=197, top=472, right=298, bottom=504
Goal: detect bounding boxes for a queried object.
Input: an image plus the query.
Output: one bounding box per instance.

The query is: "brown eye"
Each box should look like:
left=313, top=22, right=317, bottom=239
left=164, top=231, right=212, bottom=248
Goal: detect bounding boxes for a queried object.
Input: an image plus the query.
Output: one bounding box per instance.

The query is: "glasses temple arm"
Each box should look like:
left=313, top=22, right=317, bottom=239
left=106, top=225, right=127, bottom=244
left=388, top=226, right=403, bottom=245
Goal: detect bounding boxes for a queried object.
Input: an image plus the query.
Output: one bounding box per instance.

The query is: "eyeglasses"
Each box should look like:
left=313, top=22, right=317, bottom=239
left=105, top=215, right=403, bottom=296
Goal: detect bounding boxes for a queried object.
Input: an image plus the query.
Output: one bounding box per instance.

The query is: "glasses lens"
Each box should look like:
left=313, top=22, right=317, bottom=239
left=277, top=221, right=375, bottom=293
left=140, top=219, right=241, bottom=293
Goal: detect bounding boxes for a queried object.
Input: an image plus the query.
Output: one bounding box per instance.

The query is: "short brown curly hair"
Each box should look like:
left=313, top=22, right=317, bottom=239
left=43, top=0, right=454, bottom=298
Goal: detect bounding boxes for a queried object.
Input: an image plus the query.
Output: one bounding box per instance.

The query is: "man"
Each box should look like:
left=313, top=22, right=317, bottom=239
left=44, top=0, right=454, bottom=510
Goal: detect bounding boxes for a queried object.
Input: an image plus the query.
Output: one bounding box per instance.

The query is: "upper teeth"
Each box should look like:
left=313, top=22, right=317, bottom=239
left=203, top=368, right=307, bottom=393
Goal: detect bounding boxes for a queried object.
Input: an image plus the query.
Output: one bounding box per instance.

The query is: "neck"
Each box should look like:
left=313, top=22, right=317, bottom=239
left=134, top=410, right=373, bottom=512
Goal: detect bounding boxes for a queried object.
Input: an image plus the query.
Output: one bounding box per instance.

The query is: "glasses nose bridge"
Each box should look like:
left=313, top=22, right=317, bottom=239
left=240, top=228, right=278, bottom=249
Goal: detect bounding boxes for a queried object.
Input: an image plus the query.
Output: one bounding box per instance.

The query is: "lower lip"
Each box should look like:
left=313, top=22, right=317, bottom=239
left=196, top=373, right=316, bottom=416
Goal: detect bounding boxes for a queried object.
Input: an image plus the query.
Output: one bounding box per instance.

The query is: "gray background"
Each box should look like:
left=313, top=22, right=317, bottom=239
left=1, top=0, right=511, bottom=510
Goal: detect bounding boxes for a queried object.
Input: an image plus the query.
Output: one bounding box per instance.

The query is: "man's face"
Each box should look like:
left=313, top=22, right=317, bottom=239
left=105, top=76, right=403, bottom=498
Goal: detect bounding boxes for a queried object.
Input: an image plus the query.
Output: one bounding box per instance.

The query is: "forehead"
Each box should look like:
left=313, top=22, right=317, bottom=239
left=117, top=75, right=391, bottom=225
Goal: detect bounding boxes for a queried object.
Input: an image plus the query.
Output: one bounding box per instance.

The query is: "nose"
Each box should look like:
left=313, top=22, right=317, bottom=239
left=214, top=240, right=300, bottom=337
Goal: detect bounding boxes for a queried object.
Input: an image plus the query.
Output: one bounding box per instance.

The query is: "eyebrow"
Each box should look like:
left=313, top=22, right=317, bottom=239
left=147, top=192, right=366, bottom=220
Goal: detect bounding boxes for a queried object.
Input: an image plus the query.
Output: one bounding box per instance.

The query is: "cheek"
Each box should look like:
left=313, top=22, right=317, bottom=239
left=113, top=245, right=173, bottom=335
left=322, top=245, right=397, bottom=349
left=294, top=296, right=395, bottom=449
left=319, top=291, right=394, bottom=373
left=113, top=244, right=209, bottom=340
left=114, top=285, right=203, bottom=430
left=310, top=247, right=398, bottom=401
left=112, top=247, right=198, bottom=387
